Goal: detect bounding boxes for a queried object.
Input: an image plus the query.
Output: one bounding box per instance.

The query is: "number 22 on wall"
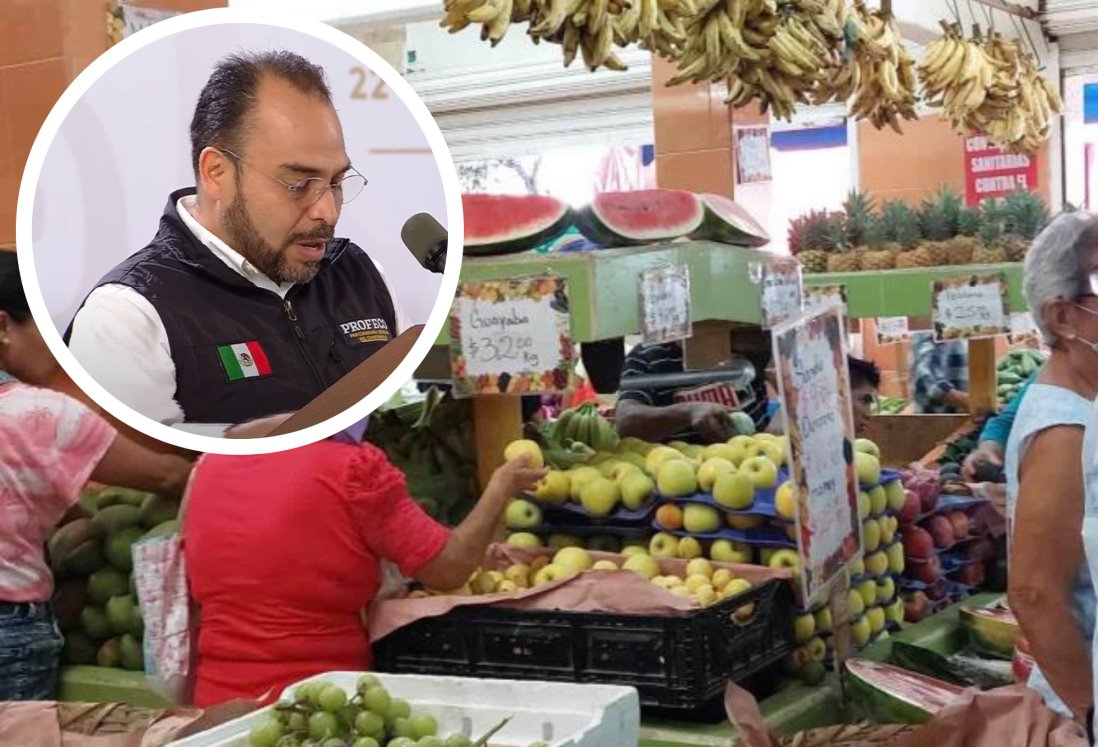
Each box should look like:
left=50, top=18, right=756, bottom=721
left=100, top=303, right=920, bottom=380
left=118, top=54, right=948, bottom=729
left=350, top=67, right=388, bottom=100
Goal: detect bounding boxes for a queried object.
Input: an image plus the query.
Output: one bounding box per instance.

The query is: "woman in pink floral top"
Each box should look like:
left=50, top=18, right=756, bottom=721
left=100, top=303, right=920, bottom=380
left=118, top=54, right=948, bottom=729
left=0, top=253, right=193, bottom=700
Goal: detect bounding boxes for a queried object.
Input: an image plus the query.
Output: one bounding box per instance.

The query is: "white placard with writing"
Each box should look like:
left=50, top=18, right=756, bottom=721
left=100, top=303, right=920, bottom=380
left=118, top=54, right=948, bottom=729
left=933, top=275, right=1009, bottom=341
left=876, top=316, right=910, bottom=345
left=761, top=262, right=804, bottom=328
left=804, top=285, right=847, bottom=315
left=459, top=298, right=558, bottom=376
left=639, top=265, right=692, bottom=345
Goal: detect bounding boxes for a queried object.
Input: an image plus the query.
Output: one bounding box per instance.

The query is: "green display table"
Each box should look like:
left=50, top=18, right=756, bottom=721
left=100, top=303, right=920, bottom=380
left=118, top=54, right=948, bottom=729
left=58, top=666, right=172, bottom=709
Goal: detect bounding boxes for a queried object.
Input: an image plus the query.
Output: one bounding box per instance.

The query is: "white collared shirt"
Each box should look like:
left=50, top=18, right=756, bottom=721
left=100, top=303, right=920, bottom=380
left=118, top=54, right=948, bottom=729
left=67, top=196, right=410, bottom=437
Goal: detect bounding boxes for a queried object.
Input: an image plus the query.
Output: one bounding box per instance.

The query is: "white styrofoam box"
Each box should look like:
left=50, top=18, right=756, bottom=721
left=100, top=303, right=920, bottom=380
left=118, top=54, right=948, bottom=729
left=169, top=671, right=640, bottom=747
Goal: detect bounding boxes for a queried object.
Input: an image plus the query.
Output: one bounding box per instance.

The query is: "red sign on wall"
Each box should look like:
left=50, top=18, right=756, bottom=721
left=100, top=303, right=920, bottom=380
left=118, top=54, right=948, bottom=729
left=964, top=135, right=1038, bottom=206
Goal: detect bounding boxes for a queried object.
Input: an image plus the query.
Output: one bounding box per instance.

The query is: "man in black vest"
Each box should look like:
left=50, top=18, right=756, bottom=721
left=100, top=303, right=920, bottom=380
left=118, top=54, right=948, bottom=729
left=66, top=50, right=409, bottom=437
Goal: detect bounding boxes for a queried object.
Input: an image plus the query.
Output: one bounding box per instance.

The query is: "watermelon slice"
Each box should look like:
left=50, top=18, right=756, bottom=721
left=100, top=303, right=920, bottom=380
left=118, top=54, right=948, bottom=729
left=576, top=189, right=704, bottom=246
left=690, top=193, right=770, bottom=247
left=845, top=659, right=965, bottom=724
left=462, top=194, right=573, bottom=257
left=959, top=604, right=1019, bottom=659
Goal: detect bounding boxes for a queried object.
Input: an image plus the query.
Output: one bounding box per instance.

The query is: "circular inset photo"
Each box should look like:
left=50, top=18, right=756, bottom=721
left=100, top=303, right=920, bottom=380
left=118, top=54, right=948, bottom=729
left=16, top=8, right=463, bottom=455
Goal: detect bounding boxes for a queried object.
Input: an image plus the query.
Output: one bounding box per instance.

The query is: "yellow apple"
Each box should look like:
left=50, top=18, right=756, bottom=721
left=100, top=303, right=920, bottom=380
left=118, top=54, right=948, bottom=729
left=579, top=477, right=621, bottom=517
left=676, top=536, right=704, bottom=560
left=866, top=606, right=886, bottom=635
left=532, top=563, right=574, bottom=587
left=592, top=560, right=620, bottom=572
left=649, top=532, right=681, bottom=558
left=622, top=554, right=661, bottom=580
left=724, top=439, right=751, bottom=467
left=851, top=615, right=872, bottom=647
left=793, top=613, right=817, bottom=643
left=568, top=467, right=602, bottom=501
left=886, top=542, right=905, bottom=574
left=814, top=607, right=833, bottom=633
left=724, top=577, right=753, bottom=600
left=621, top=545, right=649, bottom=558
left=886, top=596, right=905, bottom=625
left=855, top=452, right=881, bottom=486
left=503, top=439, right=544, bottom=468
left=879, top=516, right=897, bottom=545
left=651, top=575, right=678, bottom=590
left=849, top=555, right=866, bottom=577
left=698, top=457, right=736, bottom=493
left=747, top=440, right=784, bottom=467
left=685, top=574, right=712, bottom=593
left=877, top=576, right=896, bottom=604
left=713, top=471, right=756, bottom=510
left=768, top=549, right=802, bottom=574
left=504, top=564, right=530, bottom=588
left=683, top=504, right=722, bottom=533
left=670, top=586, right=693, bottom=599
left=552, top=547, right=594, bottom=573
left=741, top=456, right=779, bottom=490
left=694, top=585, right=718, bottom=607
left=865, top=551, right=890, bottom=578
left=806, top=636, right=828, bottom=661
left=856, top=578, right=878, bottom=608
left=885, top=480, right=906, bottom=512
left=847, top=589, right=866, bottom=619
left=685, top=558, right=714, bottom=579
left=658, top=459, right=699, bottom=498
left=645, top=446, right=683, bottom=476
left=868, top=486, right=887, bottom=516
left=506, top=533, right=542, bottom=549
left=702, top=443, right=740, bottom=464
left=854, top=438, right=880, bottom=459
left=620, top=473, right=655, bottom=510
left=775, top=480, right=798, bottom=520
left=711, top=539, right=753, bottom=564
left=497, top=580, right=518, bottom=593
left=862, top=518, right=881, bottom=553
left=857, top=491, right=871, bottom=520
left=711, top=568, right=734, bottom=590
left=505, top=499, right=542, bottom=530
left=469, top=570, right=498, bottom=595
left=532, top=470, right=571, bottom=504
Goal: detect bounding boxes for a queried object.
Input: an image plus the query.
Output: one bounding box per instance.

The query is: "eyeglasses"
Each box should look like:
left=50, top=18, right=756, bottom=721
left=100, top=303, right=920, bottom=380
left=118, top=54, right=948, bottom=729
left=217, top=148, right=367, bottom=207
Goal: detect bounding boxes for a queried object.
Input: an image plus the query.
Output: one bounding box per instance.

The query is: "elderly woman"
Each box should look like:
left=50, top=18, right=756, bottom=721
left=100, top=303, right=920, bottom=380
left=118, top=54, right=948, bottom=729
left=1007, top=212, right=1098, bottom=724
left=0, top=253, right=194, bottom=700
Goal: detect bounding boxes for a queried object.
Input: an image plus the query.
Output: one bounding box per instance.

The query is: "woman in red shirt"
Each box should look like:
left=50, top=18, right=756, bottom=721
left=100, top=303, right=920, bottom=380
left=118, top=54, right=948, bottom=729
left=183, top=429, right=546, bottom=706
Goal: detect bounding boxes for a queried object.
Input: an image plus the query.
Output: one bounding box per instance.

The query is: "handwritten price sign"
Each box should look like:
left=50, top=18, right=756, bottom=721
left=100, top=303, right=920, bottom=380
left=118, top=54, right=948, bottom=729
left=876, top=317, right=910, bottom=345
left=449, top=276, right=576, bottom=396
left=760, top=261, right=804, bottom=328
left=639, top=265, right=692, bottom=344
left=933, top=274, right=1009, bottom=341
left=803, top=285, right=847, bottom=316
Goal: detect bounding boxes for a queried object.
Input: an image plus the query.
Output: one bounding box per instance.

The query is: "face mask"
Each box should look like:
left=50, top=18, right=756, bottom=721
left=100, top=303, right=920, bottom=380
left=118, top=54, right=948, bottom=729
left=329, top=415, right=370, bottom=445
left=1068, top=303, right=1098, bottom=356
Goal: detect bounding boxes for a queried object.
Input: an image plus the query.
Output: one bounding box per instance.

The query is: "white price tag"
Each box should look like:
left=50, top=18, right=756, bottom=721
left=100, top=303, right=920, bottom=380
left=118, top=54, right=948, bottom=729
left=876, top=317, right=910, bottom=345
left=639, top=265, right=692, bottom=344
left=933, top=274, right=1009, bottom=341
left=761, top=262, right=804, bottom=328
left=804, top=285, right=847, bottom=315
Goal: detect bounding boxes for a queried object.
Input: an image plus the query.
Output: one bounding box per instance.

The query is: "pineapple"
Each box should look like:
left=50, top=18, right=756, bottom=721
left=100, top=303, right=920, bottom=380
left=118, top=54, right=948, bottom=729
left=860, top=216, right=897, bottom=270
left=789, top=210, right=835, bottom=273
left=896, top=246, right=934, bottom=268
left=843, top=190, right=876, bottom=248
left=946, top=236, right=978, bottom=265
left=975, top=198, right=1008, bottom=265
left=879, top=200, right=926, bottom=263
left=1000, top=191, right=1050, bottom=262
left=957, top=207, right=982, bottom=237
left=918, top=187, right=964, bottom=266
left=824, top=212, right=861, bottom=272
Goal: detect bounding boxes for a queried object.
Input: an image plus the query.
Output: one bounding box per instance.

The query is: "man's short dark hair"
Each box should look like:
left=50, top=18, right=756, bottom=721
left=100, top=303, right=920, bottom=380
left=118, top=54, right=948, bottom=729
left=190, top=50, right=332, bottom=175
left=848, top=355, right=881, bottom=390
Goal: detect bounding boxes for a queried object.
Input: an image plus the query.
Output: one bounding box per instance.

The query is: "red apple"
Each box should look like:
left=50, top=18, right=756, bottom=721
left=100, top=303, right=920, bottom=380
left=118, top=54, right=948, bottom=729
left=912, top=554, right=942, bottom=585
left=968, top=509, right=989, bottom=536
left=956, top=562, right=986, bottom=587
left=901, top=525, right=935, bottom=560
left=899, top=490, right=921, bottom=525
left=965, top=538, right=994, bottom=563
left=925, top=515, right=954, bottom=549
left=918, top=486, right=939, bottom=514
left=947, top=511, right=969, bottom=540
left=903, top=591, right=930, bottom=622
left=925, top=577, right=948, bottom=600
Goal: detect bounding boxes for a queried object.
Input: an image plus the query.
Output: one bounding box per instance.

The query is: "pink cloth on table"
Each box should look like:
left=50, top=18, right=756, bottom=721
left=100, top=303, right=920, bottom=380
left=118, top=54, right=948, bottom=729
left=0, top=383, right=116, bottom=602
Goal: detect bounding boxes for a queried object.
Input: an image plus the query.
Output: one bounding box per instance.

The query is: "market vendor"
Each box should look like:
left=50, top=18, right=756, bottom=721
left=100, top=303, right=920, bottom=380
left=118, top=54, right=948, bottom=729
left=182, top=429, right=546, bottom=707
left=962, top=373, right=1037, bottom=481
left=848, top=356, right=881, bottom=437
left=1006, top=212, right=1098, bottom=724
left=0, top=253, right=194, bottom=701
left=615, top=329, right=772, bottom=444
left=65, top=50, right=410, bottom=437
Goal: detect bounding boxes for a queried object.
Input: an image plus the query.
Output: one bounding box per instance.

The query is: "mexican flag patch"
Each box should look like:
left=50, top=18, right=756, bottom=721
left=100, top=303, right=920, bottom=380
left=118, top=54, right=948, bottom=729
left=217, top=341, right=272, bottom=381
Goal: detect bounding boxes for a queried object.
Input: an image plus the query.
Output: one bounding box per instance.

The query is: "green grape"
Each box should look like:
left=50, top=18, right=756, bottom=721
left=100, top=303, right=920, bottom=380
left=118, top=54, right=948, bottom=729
left=293, top=683, right=315, bottom=703
left=387, top=739, right=416, bottom=747
left=417, top=738, right=444, bottom=747
left=318, top=684, right=348, bottom=713
left=362, top=686, right=392, bottom=715
left=321, top=739, right=350, bottom=747
left=248, top=720, right=283, bottom=747
left=288, top=712, right=309, bottom=733
left=527, top=742, right=550, bottom=747
left=391, top=717, right=415, bottom=740
left=386, top=699, right=411, bottom=723
left=442, top=736, right=472, bottom=747
left=354, top=710, right=385, bottom=738
left=308, top=711, right=339, bottom=741
left=409, top=714, right=437, bottom=740
left=275, top=736, right=302, bottom=747
left=356, top=674, right=381, bottom=693
left=353, top=739, right=380, bottom=747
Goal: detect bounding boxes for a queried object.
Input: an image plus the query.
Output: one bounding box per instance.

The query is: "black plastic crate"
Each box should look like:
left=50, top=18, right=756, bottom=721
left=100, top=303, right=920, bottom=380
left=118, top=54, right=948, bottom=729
left=374, top=578, right=795, bottom=713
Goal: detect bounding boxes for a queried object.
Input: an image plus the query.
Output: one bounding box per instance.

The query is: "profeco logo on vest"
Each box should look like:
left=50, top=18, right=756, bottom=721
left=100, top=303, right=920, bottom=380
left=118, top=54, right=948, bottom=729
left=340, top=318, right=391, bottom=346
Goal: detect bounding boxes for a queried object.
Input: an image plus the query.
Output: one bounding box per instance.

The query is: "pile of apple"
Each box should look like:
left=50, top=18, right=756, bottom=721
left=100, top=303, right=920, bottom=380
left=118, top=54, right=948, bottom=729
left=410, top=546, right=756, bottom=611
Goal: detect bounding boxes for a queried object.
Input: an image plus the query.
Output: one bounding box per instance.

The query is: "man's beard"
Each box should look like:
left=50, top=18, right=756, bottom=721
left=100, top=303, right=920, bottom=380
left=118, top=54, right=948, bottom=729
left=222, top=190, right=332, bottom=285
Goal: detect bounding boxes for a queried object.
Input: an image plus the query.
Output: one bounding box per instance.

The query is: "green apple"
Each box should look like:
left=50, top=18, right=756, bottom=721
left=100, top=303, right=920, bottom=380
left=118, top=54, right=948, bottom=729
left=866, top=606, right=886, bottom=635
left=713, top=471, right=755, bottom=510
left=847, top=589, right=866, bottom=619
left=532, top=563, right=573, bottom=587
left=855, top=452, right=881, bottom=486
left=805, top=636, right=828, bottom=661
left=552, top=547, right=593, bottom=573
left=622, top=554, right=661, bottom=580
left=532, top=470, right=570, bottom=504
left=505, top=499, right=542, bottom=530
left=710, top=539, right=753, bottom=564
left=620, top=473, right=655, bottom=510
left=862, top=518, right=881, bottom=553
left=877, top=576, right=896, bottom=604
left=677, top=536, right=704, bottom=560
left=506, top=532, right=542, bottom=549
left=856, top=578, right=878, bottom=608
left=865, top=550, right=889, bottom=578
left=854, top=438, right=880, bottom=459
left=579, top=477, right=620, bottom=517
left=547, top=534, right=582, bottom=550
left=649, top=532, right=681, bottom=558
left=740, top=456, right=779, bottom=489
left=793, top=613, right=816, bottom=644
left=857, top=490, right=871, bottom=520
left=767, top=549, right=801, bottom=574
left=851, top=614, right=872, bottom=647
left=657, top=459, right=698, bottom=498
left=621, top=545, right=648, bottom=558
left=568, top=466, right=602, bottom=501
left=868, top=486, right=887, bottom=516
left=814, top=607, right=833, bottom=633
left=884, top=480, right=906, bottom=512
left=697, top=457, right=736, bottom=493
left=683, top=504, right=721, bottom=533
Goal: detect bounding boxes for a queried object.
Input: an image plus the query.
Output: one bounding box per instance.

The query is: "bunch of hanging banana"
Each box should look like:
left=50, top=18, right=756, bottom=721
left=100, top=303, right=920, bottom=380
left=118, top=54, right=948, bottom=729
left=847, top=1, right=919, bottom=133
left=612, top=0, right=698, bottom=60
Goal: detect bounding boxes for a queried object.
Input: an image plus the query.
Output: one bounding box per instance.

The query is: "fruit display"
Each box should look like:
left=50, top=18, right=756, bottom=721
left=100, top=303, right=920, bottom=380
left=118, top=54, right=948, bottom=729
left=249, top=676, right=480, bottom=747
left=461, top=194, right=573, bottom=257
left=845, top=0, right=918, bottom=133
left=789, top=186, right=1050, bottom=273
left=996, top=348, right=1045, bottom=407
left=364, top=388, right=480, bottom=526
left=918, top=22, right=1063, bottom=154
left=843, top=659, right=966, bottom=725
left=49, top=487, right=180, bottom=671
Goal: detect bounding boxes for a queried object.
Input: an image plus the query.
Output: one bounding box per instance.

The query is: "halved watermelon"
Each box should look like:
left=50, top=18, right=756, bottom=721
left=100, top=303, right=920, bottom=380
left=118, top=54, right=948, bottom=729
left=690, top=193, right=770, bottom=247
left=959, top=604, right=1019, bottom=659
left=845, top=659, right=965, bottom=724
left=576, top=189, right=703, bottom=247
left=462, top=194, right=573, bottom=257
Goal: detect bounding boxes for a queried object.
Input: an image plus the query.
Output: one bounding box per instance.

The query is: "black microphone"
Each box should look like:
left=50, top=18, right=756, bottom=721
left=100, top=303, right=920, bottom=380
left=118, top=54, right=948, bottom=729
left=401, top=213, right=447, bottom=274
